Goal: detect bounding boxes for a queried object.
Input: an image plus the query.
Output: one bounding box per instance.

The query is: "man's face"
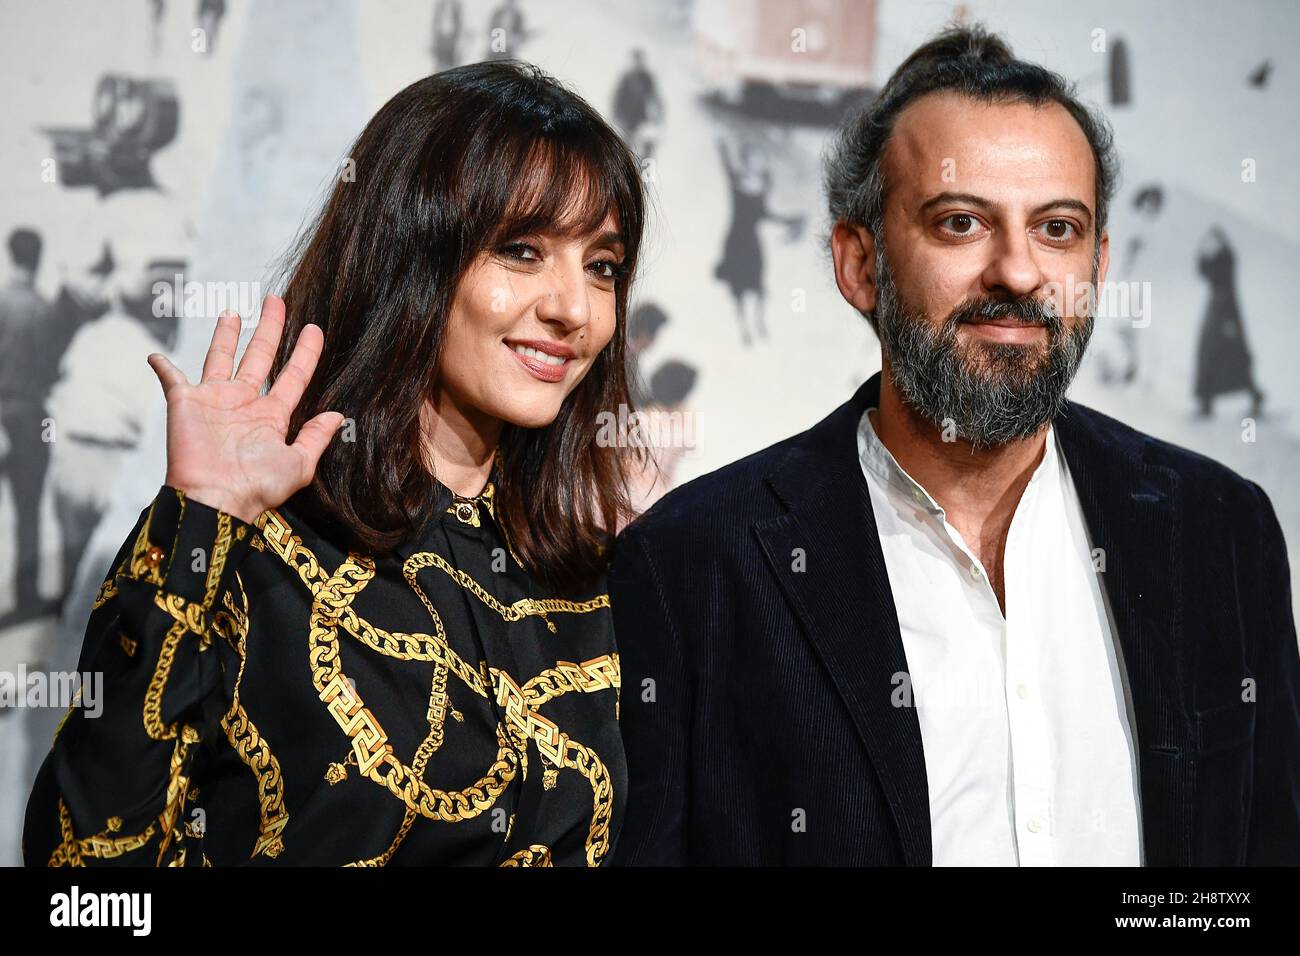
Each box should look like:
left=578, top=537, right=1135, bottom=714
left=839, top=92, right=1110, bottom=446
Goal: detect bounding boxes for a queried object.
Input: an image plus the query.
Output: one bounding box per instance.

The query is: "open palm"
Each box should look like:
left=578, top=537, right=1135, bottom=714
left=147, top=294, right=343, bottom=523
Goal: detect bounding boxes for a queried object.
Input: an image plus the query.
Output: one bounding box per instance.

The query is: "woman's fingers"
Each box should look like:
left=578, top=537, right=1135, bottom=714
left=234, top=294, right=287, bottom=390
left=291, top=410, right=345, bottom=484
left=267, top=322, right=324, bottom=412
left=200, top=310, right=242, bottom=383
left=147, top=352, right=189, bottom=398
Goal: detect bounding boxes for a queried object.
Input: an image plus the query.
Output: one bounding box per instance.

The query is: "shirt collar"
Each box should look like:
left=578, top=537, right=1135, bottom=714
left=857, top=406, right=1059, bottom=518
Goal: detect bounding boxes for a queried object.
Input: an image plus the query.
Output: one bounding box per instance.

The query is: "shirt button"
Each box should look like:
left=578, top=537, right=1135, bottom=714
left=968, top=563, right=982, bottom=580
left=911, top=488, right=925, bottom=504
left=145, top=545, right=165, bottom=567
left=1016, top=683, right=1028, bottom=699
left=1027, top=819, right=1042, bottom=834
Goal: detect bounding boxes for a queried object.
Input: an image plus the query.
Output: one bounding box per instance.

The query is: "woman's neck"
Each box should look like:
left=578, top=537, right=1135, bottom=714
left=420, top=395, right=502, bottom=497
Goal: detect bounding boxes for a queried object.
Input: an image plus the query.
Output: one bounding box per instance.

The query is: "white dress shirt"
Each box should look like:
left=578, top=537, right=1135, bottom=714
left=857, top=406, right=1143, bottom=866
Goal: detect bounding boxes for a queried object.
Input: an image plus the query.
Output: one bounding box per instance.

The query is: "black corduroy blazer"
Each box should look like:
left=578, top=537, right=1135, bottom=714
left=608, top=372, right=1300, bottom=865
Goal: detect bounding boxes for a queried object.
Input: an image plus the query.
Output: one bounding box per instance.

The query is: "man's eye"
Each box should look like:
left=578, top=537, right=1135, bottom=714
left=1040, top=220, right=1077, bottom=242
left=941, top=214, right=982, bottom=236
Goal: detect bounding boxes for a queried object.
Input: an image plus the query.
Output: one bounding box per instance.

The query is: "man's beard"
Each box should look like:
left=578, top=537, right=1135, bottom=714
left=873, top=246, right=1095, bottom=449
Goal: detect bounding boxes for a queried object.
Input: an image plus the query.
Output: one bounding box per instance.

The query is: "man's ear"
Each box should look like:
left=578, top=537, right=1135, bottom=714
left=1096, top=228, right=1111, bottom=287
left=831, top=221, right=878, bottom=315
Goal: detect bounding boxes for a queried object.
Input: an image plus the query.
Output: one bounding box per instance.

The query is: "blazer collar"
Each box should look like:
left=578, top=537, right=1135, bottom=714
left=753, top=372, right=1191, bottom=865
left=753, top=372, right=931, bottom=864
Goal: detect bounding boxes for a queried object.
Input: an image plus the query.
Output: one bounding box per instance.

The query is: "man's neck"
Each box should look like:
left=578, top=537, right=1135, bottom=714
left=871, top=369, right=1049, bottom=612
left=873, top=369, right=1048, bottom=522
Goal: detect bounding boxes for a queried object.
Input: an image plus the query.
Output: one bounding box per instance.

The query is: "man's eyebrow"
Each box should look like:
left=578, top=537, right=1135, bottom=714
left=918, top=191, right=1094, bottom=226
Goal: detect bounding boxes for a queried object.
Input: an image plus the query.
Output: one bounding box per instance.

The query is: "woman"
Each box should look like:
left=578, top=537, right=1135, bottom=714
left=23, top=60, right=646, bottom=867
left=1193, top=225, right=1264, bottom=418
left=713, top=137, right=803, bottom=346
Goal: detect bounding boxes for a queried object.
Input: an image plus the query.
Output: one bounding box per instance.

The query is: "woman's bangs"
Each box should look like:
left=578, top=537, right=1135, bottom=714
left=488, top=138, right=633, bottom=246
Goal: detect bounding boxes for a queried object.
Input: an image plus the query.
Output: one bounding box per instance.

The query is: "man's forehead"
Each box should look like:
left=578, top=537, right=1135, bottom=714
left=884, top=92, right=1096, bottom=207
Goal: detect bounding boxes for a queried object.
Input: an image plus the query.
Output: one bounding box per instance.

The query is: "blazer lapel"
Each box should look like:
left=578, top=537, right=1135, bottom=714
left=1054, top=401, right=1192, bottom=865
left=752, top=373, right=933, bottom=865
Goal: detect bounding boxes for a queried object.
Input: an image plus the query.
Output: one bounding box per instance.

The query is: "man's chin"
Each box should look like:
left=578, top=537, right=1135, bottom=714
left=954, top=340, right=1053, bottom=381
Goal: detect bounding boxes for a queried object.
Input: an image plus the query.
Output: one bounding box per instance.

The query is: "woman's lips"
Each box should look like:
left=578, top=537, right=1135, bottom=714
left=504, top=341, right=570, bottom=383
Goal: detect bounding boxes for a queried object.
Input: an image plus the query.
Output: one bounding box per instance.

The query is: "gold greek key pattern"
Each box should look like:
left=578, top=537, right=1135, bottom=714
left=50, top=806, right=159, bottom=867
left=522, top=656, right=621, bottom=707
left=346, top=659, right=456, bottom=867
left=202, top=511, right=234, bottom=609
left=307, top=555, right=522, bottom=823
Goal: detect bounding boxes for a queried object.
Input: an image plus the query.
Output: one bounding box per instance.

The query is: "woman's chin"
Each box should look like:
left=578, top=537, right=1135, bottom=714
left=498, top=402, right=564, bottom=430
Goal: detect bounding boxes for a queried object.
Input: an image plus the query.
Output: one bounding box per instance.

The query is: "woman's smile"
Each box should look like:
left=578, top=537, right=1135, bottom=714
left=503, top=337, right=576, bottom=383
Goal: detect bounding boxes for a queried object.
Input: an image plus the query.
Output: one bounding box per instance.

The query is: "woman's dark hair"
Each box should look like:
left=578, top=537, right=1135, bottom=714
left=268, top=60, right=647, bottom=596
left=823, top=23, right=1120, bottom=325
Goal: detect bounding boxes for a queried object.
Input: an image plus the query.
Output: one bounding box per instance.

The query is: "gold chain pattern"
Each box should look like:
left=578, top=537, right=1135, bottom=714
left=214, top=580, right=290, bottom=859
left=254, top=505, right=620, bottom=865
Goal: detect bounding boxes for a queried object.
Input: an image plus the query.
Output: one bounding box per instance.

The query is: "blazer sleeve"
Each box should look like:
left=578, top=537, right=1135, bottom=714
left=608, top=524, right=692, bottom=865
left=1245, top=482, right=1300, bottom=865
left=22, top=485, right=256, bottom=867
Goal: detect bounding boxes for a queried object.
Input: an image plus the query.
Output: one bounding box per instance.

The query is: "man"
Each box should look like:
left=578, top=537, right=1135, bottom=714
left=45, top=253, right=174, bottom=602
left=609, top=25, right=1299, bottom=866
left=0, top=229, right=55, bottom=623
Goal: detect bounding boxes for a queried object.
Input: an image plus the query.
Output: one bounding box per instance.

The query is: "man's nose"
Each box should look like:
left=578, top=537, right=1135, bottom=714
left=980, top=230, right=1044, bottom=300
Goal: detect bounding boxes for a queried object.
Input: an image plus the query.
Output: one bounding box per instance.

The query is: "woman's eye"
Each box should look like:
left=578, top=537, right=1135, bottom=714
left=940, top=214, right=983, bottom=237
left=500, top=242, right=541, bottom=262
left=588, top=259, right=624, bottom=280
left=1039, top=220, right=1077, bottom=242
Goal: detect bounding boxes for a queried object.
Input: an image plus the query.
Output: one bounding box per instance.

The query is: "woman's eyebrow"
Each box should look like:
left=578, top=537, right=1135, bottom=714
left=587, top=230, right=626, bottom=252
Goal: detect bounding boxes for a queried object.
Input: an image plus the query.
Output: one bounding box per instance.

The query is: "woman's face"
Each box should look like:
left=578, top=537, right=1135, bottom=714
left=436, top=211, right=626, bottom=429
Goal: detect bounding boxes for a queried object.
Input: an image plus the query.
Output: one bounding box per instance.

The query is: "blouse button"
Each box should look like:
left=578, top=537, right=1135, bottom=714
left=144, top=545, right=166, bottom=567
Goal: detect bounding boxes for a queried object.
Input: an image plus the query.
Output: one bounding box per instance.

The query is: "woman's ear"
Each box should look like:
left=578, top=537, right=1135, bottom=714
left=831, top=221, right=879, bottom=316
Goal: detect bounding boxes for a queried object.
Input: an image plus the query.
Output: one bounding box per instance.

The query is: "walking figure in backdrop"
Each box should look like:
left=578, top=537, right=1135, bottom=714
left=1193, top=226, right=1264, bottom=418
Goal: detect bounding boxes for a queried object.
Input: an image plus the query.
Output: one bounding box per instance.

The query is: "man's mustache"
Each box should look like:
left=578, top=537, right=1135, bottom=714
left=948, top=296, right=1064, bottom=334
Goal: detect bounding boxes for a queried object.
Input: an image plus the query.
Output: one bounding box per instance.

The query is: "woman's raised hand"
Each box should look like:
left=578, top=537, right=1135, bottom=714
left=146, top=294, right=344, bottom=524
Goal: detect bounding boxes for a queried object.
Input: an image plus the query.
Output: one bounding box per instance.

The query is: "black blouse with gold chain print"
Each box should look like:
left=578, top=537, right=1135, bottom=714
left=22, top=469, right=626, bottom=867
